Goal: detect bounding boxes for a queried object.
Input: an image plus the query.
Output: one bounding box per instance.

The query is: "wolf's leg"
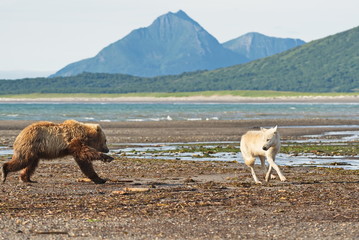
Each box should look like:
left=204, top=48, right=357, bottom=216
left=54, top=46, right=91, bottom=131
left=266, top=157, right=286, bottom=182
left=244, top=157, right=261, bottom=184
left=259, top=156, right=266, bottom=171
left=260, top=156, right=275, bottom=182
left=265, top=165, right=273, bottom=182
left=249, top=166, right=262, bottom=184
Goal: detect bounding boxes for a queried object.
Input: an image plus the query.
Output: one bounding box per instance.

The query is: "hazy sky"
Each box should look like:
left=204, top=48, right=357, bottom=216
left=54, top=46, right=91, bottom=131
left=1, top=0, right=358, bottom=76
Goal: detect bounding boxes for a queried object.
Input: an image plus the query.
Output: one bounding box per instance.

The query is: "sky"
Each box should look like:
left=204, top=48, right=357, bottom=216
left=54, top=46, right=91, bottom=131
left=1, top=0, right=358, bottom=78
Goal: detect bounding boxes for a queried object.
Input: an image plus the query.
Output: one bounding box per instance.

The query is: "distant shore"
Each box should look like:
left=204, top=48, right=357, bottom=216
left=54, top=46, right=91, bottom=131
left=0, top=95, right=358, bottom=103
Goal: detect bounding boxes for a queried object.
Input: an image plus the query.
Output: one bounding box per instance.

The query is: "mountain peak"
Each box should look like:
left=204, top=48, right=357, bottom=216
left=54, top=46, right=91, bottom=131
left=243, top=32, right=263, bottom=36
left=173, top=10, right=193, bottom=21
left=155, top=10, right=200, bottom=27
left=223, top=32, right=305, bottom=60
left=52, top=10, right=247, bottom=77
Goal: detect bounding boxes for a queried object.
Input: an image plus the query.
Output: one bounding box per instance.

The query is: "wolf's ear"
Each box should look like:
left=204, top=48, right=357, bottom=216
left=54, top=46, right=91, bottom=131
left=260, top=127, right=267, bottom=131
left=273, top=126, right=278, bottom=131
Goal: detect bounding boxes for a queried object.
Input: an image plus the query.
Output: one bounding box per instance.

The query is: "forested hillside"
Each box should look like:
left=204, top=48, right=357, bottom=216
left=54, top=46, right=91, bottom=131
left=0, top=26, right=358, bottom=93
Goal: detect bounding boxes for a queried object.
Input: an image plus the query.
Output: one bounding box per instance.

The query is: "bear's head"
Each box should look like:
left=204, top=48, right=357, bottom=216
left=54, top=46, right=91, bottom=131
left=85, top=123, right=110, bottom=153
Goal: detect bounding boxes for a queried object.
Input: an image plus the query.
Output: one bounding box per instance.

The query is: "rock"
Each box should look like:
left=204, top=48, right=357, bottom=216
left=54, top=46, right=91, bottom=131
left=76, top=178, right=92, bottom=183
left=123, top=187, right=150, bottom=192
left=110, top=190, right=128, bottom=196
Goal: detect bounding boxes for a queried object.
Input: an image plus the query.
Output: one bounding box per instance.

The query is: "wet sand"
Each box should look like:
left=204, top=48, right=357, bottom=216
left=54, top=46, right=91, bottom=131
left=1, top=118, right=359, bottom=145
left=0, top=119, right=359, bottom=239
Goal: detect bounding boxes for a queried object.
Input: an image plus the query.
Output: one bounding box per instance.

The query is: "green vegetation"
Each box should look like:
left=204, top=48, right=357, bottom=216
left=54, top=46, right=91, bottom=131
left=146, top=144, right=240, bottom=155
left=208, top=25, right=359, bottom=92
left=138, top=142, right=359, bottom=157
left=0, top=26, right=358, bottom=94
left=0, top=90, right=357, bottom=99
left=281, top=143, right=359, bottom=156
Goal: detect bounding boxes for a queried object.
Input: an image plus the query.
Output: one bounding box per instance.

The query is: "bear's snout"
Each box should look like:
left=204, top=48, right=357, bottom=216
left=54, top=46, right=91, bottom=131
left=102, top=147, right=109, bottom=153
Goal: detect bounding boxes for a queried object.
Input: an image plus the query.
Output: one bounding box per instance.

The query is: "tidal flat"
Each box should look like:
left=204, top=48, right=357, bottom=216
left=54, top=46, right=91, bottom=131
left=0, top=119, right=359, bottom=239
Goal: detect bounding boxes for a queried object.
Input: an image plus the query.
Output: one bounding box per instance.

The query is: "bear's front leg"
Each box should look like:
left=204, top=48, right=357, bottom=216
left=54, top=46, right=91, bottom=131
left=68, top=138, right=114, bottom=162
left=74, top=158, right=107, bottom=184
left=100, top=153, right=114, bottom=163
left=68, top=138, right=113, bottom=184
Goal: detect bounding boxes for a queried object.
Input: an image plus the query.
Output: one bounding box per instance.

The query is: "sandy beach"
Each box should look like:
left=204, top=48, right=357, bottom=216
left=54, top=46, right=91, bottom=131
left=0, top=119, right=359, bottom=239
left=0, top=95, right=358, bottom=103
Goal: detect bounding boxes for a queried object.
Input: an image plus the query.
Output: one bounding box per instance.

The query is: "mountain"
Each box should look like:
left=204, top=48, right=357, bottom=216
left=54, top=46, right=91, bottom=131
left=52, top=10, right=248, bottom=78
left=168, top=25, right=359, bottom=92
left=1, top=25, right=358, bottom=93
left=222, top=32, right=305, bottom=60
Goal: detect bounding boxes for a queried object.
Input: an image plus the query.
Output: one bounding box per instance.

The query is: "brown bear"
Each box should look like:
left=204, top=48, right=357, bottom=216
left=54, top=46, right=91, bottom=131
left=1, top=120, right=113, bottom=184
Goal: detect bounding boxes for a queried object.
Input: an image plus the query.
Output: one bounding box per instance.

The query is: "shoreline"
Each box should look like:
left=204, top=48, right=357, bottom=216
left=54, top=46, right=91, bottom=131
left=1, top=118, right=359, bottom=238
left=0, top=95, right=358, bottom=103
left=1, top=119, right=359, bottom=144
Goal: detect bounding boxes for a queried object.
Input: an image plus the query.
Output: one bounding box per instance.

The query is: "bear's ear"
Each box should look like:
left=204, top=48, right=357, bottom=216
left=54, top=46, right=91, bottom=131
left=85, top=123, right=101, bottom=134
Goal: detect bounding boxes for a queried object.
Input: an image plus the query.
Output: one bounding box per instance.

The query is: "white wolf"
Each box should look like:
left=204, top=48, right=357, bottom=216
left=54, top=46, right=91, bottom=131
left=240, top=126, right=286, bottom=184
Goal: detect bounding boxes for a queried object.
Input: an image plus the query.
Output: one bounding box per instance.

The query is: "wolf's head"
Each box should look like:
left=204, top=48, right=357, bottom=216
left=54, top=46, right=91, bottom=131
left=261, top=126, right=279, bottom=151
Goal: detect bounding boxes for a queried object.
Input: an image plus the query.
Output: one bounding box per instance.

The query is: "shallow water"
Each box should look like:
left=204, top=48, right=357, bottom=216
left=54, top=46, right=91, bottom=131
left=1, top=129, right=358, bottom=170
left=110, top=128, right=359, bottom=170
left=110, top=142, right=359, bottom=170
left=284, top=129, right=359, bottom=146
left=1, top=145, right=358, bottom=170
left=0, top=102, right=358, bottom=121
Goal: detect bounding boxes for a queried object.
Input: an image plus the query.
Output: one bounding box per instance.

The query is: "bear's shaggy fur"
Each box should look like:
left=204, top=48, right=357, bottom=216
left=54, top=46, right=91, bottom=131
left=2, top=120, right=113, bottom=184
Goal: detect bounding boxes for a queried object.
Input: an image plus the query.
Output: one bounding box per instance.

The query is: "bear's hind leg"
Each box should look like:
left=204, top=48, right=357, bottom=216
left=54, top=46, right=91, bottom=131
left=2, top=156, right=30, bottom=183
left=19, top=158, right=40, bottom=183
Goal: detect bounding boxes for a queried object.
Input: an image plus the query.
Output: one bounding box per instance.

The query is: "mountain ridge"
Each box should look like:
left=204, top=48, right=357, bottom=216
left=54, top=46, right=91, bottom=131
left=182, top=25, right=359, bottom=92
left=0, top=24, right=356, bottom=93
left=52, top=10, right=248, bottom=77
left=52, top=10, right=304, bottom=78
left=222, top=32, right=305, bottom=60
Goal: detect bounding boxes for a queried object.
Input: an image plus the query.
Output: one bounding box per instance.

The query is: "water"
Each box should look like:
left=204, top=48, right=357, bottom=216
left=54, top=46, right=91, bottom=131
left=0, top=102, right=358, bottom=122
left=1, top=130, right=359, bottom=169
left=1, top=102, right=358, bottom=169
left=109, top=128, right=359, bottom=170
